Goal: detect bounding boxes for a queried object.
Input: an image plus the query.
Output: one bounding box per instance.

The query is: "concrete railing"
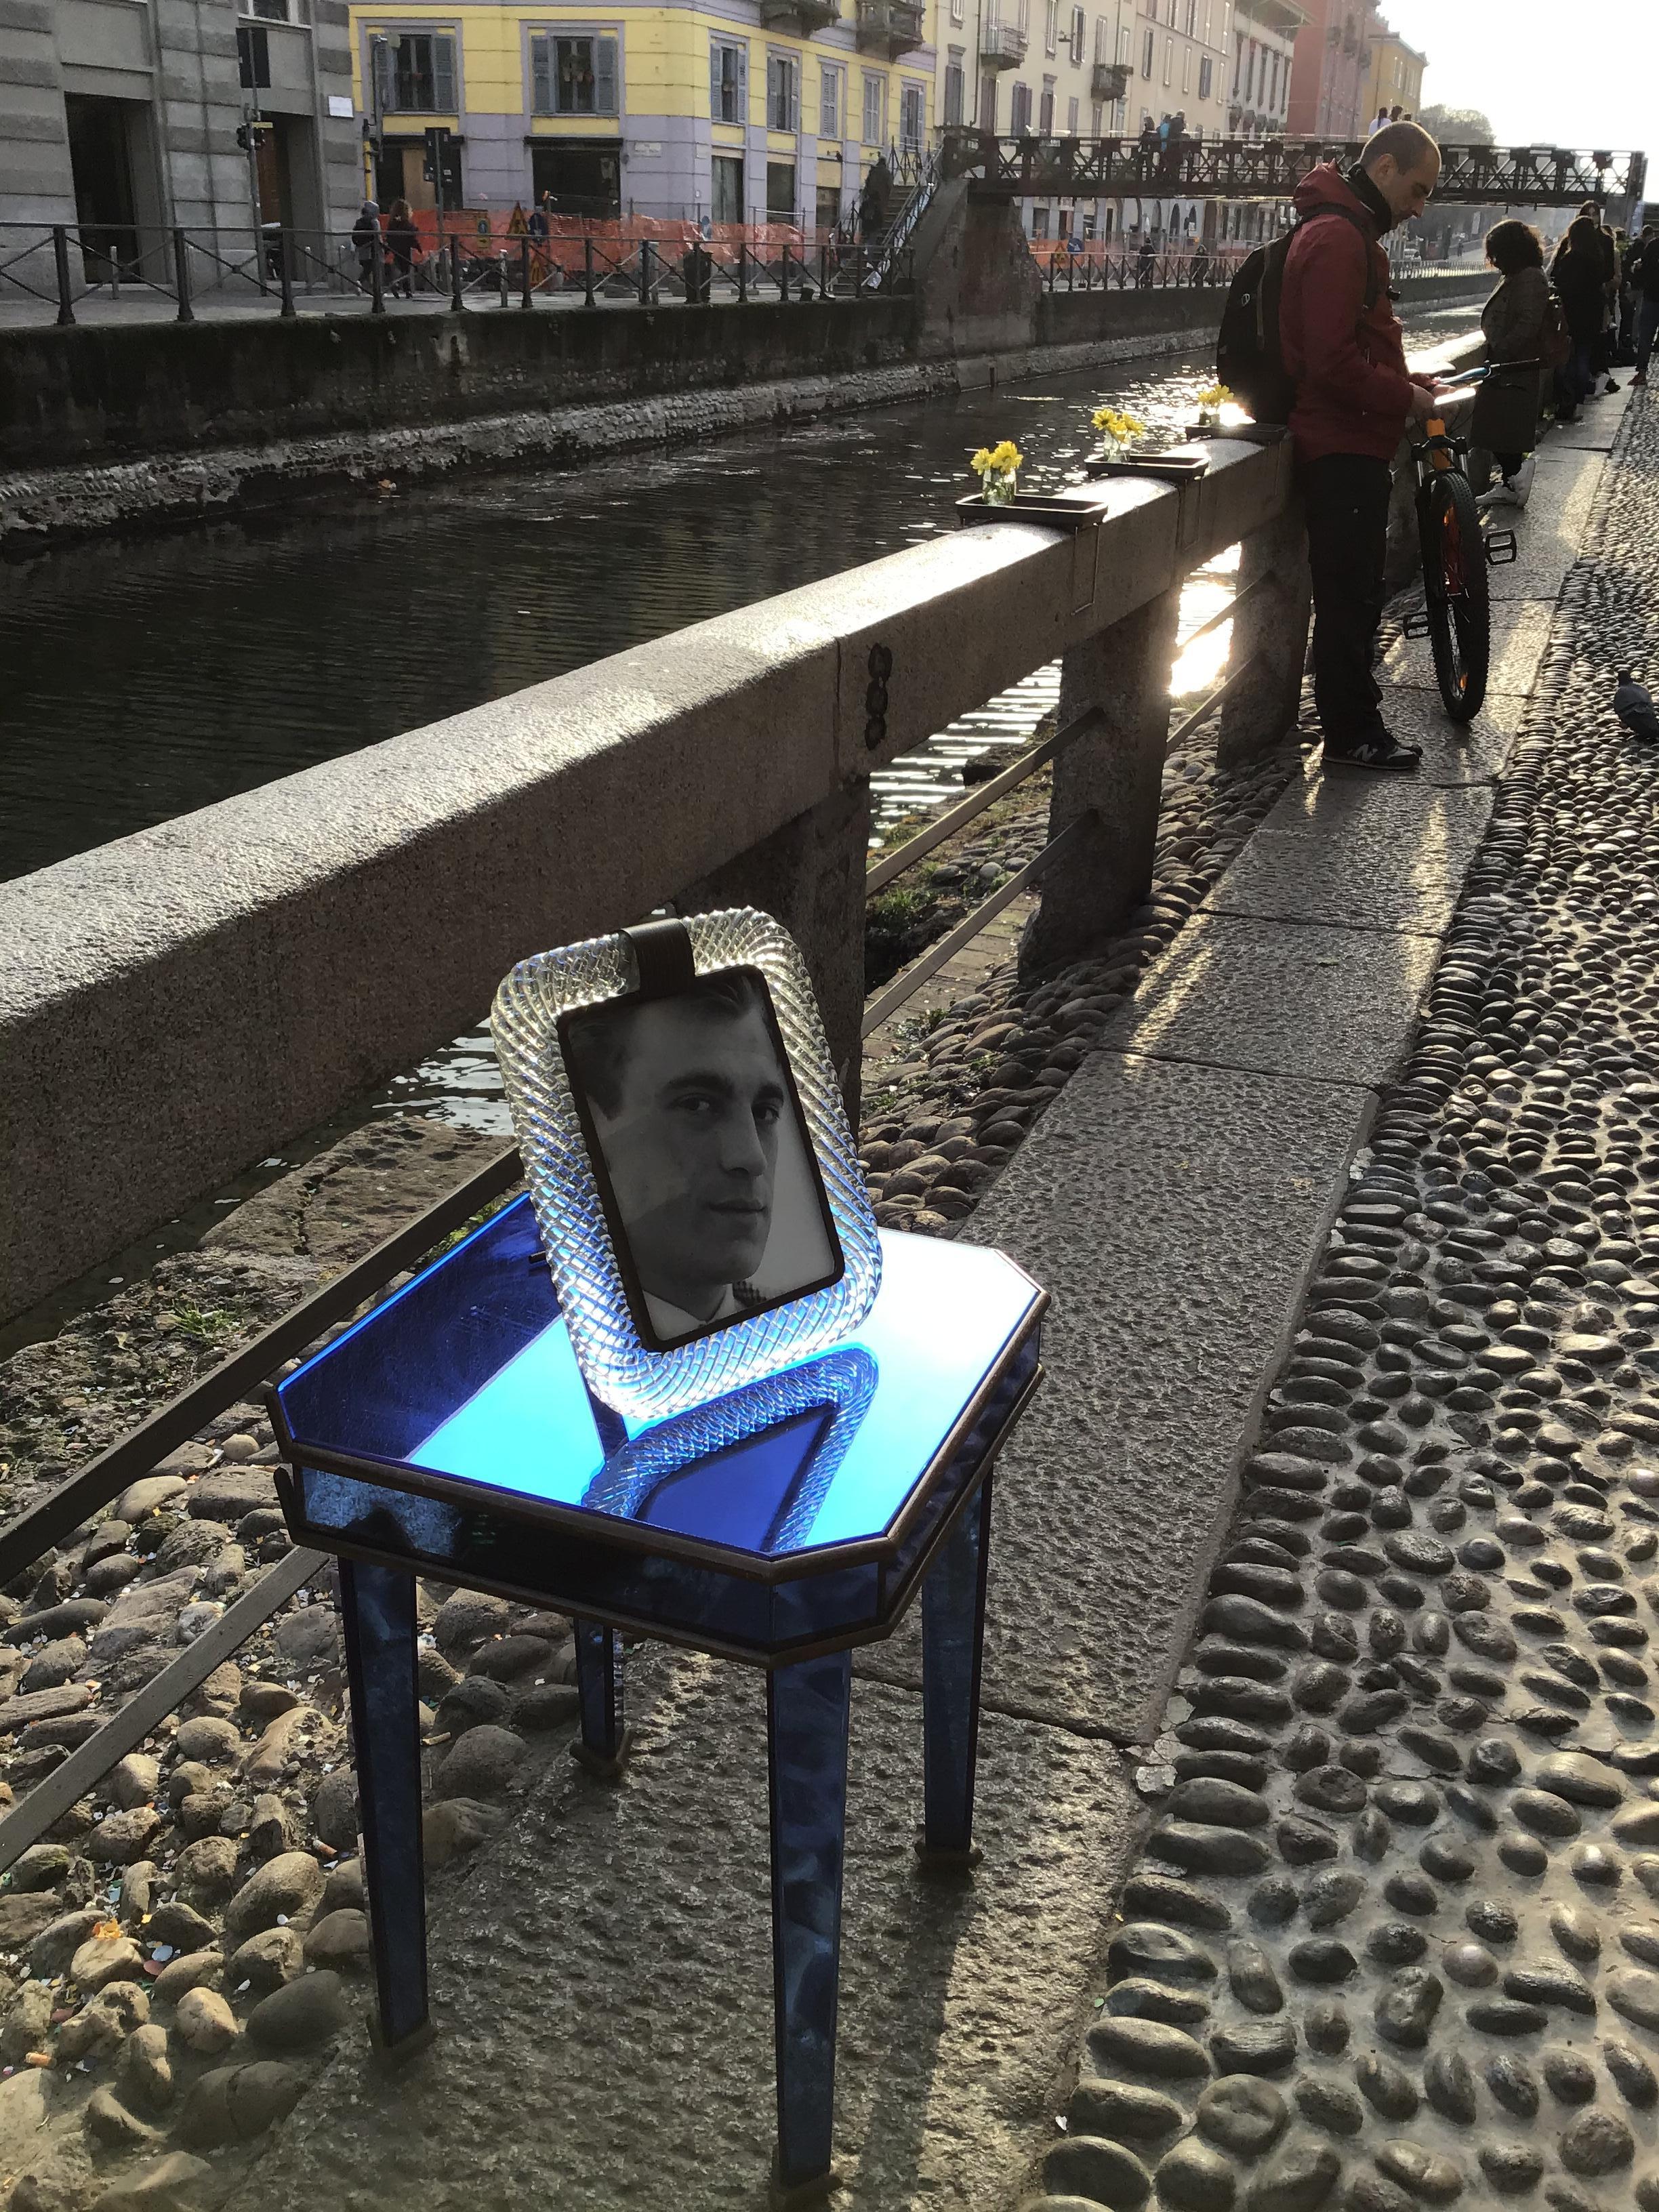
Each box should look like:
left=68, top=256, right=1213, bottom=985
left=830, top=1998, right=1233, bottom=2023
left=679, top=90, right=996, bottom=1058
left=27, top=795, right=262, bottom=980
left=0, top=346, right=1482, bottom=1324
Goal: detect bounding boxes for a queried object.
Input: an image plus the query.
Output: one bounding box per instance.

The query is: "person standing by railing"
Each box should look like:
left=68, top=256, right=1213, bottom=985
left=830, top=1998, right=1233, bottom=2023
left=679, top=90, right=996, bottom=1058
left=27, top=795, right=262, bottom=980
left=386, top=200, right=419, bottom=299
left=1631, top=224, right=1659, bottom=388
left=352, top=201, right=382, bottom=295
left=1279, top=121, right=1448, bottom=773
left=1553, top=216, right=1611, bottom=420
left=1471, top=220, right=1551, bottom=511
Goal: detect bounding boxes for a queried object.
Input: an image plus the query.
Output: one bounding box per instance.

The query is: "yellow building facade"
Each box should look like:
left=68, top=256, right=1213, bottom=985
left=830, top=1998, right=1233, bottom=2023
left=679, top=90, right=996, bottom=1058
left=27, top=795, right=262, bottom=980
left=349, top=1, right=935, bottom=229
left=1361, top=18, right=1423, bottom=127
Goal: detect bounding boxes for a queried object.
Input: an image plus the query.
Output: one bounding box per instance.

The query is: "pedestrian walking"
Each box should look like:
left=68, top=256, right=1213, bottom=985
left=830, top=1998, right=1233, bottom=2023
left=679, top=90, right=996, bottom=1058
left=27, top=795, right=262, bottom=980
left=1471, top=220, right=1552, bottom=511
left=1632, top=223, right=1659, bottom=386
left=351, top=199, right=381, bottom=293
left=386, top=198, right=419, bottom=298
left=1553, top=216, right=1611, bottom=419
left=1278, top=120, right=1447, bottom=771
left=860, top=152, right=891, bottom=237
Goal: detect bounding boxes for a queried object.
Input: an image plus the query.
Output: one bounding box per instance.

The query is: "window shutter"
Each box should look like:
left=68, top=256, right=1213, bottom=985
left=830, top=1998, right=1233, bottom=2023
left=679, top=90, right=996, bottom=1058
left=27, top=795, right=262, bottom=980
left=433, top=31, right=456, bottom=111
left=737, top=42, right=748, bottom=120
left=373, top=37, right=394, bottom=113
left=596, top=34, right=617, bottom=115
left=710, top=39, right=722, bottom=117
left=533, top=33, right=554, bottom=115
left=790, top=60, right=799, bottom=132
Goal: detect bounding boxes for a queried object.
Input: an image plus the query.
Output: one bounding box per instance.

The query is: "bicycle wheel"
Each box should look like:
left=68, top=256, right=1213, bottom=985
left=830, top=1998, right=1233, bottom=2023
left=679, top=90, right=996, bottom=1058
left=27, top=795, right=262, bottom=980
left=1418, top=469, right=1490, bottom=722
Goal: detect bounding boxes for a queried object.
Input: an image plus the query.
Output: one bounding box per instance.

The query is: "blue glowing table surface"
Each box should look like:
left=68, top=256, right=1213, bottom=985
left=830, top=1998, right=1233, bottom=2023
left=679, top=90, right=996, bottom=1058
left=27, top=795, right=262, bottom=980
left=274, top=1196, right=1044, bottom=1579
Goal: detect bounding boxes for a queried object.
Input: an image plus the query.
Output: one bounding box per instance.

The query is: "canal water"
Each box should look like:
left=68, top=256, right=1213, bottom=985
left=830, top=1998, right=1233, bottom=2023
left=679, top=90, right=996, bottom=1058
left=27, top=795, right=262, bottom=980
left=0, top=302, right=1478, bottom=887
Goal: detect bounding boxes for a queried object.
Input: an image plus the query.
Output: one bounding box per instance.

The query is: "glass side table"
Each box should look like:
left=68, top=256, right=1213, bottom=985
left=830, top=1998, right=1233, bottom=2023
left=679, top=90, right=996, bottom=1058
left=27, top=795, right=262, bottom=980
left=269, top=1195, right=1045, bottom=2205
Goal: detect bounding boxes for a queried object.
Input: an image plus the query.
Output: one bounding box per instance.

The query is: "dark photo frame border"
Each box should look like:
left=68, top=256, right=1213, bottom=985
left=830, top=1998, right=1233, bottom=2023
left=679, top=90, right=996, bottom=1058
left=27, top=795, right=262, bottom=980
left=556, top=956, right=846, bottom=1355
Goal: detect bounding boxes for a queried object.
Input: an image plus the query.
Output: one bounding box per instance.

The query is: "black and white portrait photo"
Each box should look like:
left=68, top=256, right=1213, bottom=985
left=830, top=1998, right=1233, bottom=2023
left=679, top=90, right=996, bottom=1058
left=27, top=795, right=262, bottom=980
left=560, top=966, right=844, bottom=1351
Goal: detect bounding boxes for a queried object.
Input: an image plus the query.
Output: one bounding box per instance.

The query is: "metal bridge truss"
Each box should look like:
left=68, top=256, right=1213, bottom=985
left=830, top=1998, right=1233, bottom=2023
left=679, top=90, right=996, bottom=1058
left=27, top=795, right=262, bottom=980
left=940, top=129, right=1646, bottom=210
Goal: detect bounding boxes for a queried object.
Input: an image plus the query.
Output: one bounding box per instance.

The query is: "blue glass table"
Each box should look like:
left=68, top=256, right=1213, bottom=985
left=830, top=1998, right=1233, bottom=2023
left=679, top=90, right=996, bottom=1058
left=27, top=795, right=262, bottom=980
left=269, top=1195, right=1044, bottom=2203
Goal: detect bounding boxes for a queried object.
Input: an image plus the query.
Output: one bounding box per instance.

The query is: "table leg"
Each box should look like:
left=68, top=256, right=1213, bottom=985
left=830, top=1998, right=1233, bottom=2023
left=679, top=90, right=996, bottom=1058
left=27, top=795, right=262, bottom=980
left=571, top=1617, right=630, bottom=1777
left=920, top=1474, right=994, bottom=1867
left=766, top=1648, right=852, bottom=2205
left=339, top=1558, right=432, bottom=2057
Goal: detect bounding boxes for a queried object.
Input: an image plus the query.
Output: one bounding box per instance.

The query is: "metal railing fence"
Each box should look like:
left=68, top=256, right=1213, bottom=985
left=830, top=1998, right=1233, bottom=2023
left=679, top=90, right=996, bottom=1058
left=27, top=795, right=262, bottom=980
left=0, top=221, right=923, bottom=325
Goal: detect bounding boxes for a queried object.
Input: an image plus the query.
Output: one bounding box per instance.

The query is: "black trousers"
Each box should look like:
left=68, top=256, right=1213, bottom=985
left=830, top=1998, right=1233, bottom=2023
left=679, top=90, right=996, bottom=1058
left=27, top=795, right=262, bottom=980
left=1302, top=453, right=1393, bottom=745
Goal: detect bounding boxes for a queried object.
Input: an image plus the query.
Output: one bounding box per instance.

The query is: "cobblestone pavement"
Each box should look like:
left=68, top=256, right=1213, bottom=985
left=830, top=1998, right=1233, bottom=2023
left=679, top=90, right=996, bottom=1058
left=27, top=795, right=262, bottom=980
left=1033, top=398, right=1659, bottom=2210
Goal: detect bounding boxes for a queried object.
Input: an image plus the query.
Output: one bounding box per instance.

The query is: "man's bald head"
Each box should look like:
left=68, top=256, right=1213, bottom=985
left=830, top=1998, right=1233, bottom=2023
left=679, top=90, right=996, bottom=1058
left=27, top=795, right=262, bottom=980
left=1360, top=120, right=1441, bottom=228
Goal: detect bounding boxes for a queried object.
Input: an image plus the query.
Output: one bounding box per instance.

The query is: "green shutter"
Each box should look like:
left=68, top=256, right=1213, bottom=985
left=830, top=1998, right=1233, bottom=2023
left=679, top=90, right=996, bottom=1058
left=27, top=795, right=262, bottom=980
left=710, top=38, right=722, bottom=117
left=532, top=32, right=553, bottom=115
left=433, top=31, right=456, bottom=111
left=596, top=34, right=617, bottom=116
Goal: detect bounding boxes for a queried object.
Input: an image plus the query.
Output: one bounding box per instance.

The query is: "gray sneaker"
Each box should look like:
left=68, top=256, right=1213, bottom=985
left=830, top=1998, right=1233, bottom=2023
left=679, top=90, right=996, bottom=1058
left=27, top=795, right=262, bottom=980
left=1324, top=733, right=1424, bottom=772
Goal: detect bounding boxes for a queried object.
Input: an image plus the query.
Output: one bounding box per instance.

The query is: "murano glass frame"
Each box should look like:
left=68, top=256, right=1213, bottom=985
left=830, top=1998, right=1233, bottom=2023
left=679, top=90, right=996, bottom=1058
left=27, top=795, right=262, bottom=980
left=491, top=908, right=882, bottom=1421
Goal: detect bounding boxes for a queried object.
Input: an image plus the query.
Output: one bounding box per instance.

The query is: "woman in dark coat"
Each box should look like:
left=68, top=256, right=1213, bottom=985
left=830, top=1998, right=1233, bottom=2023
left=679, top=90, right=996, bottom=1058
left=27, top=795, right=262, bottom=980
left=1553, top=216, right=1609, bottom=422
left=1472, top=220, right=1551, bottom=508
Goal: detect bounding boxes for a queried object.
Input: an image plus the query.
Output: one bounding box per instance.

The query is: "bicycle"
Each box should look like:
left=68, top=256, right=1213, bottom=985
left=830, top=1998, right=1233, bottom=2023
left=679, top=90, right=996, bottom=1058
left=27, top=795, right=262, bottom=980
left=1400, top=364, right=1526, bottom=723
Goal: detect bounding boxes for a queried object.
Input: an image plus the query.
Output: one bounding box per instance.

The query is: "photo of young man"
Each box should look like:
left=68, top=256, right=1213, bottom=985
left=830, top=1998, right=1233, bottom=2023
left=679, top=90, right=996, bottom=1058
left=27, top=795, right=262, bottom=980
left=562, top=968, right=840, bottom=1347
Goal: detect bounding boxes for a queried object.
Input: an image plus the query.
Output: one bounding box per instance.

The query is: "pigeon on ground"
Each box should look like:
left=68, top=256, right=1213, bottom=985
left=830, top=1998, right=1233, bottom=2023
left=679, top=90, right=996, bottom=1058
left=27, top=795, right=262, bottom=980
left=1615, top=671, right=1659, bottom=740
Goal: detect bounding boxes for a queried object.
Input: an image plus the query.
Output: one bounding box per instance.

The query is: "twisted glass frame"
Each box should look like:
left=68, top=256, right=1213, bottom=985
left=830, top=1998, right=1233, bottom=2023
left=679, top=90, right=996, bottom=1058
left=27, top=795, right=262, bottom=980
left=491, top=909, right=882, bottom=1420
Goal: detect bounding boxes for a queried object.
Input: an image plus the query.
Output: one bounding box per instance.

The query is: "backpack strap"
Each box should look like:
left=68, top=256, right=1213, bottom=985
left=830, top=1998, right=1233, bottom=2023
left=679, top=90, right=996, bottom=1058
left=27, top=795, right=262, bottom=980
left=1294, top=200, right=1380, bottom=312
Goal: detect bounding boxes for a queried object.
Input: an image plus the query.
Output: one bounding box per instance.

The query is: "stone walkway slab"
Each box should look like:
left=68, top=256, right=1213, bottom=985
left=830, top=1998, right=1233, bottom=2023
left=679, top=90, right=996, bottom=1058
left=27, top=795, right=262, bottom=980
left=1207, top=830, right=1461, bottom=935
left=854, top=1051, right=1370, bottom=1740
left=220, top=1662, right=1140, bottom=2212
left=1382, top=598, right=1555, bottom=698
left=1097, top=913, right=1440, bottom=1088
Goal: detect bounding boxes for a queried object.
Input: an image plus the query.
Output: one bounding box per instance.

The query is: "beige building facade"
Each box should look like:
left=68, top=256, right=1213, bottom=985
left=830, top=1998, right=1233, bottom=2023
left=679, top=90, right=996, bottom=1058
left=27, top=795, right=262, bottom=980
left=1361, top=16, right=1423, bottom=127
left=938, top=0, right=1234, bottom=247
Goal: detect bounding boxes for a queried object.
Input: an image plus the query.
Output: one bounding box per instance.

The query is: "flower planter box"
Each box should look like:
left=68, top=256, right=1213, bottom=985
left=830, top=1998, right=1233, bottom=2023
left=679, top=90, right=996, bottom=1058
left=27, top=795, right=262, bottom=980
left=955, top=489, right=1116, bottom=529
left=1084, top=449, right=1210, bottom=484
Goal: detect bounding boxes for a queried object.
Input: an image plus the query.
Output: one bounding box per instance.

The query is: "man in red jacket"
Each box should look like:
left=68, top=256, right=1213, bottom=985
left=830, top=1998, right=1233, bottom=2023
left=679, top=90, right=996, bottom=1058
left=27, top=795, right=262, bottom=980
left=1282, top=122, right=1446, bottom=770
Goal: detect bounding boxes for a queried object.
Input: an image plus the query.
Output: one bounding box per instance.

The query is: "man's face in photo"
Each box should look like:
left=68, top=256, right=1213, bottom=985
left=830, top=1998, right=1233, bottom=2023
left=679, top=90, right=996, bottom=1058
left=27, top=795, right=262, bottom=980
left=592, top=994, right=783, bottom=1323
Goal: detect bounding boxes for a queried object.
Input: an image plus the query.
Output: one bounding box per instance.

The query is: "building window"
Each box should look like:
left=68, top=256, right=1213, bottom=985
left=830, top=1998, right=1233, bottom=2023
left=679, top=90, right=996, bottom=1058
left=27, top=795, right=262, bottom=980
left=1163, top=34, right=1172, bottom=83
left=766, top=159, right=795, bottom=216
left=1031, top=205, right=1049, bottom=237
left=1141, top=27, right=1153, bottom=75
left=378, top=32, right=457, bottom=113
left=1090, top=98, right=1102, bottom=130
left=710, top=38, right=745, bottom=123
left=900, top=79, right=925, bottom=149
left=237, top=24, right=270, bottom=85
left=531, top=33, right=618, bottom=118
left=1010, top=79, right=1031, bottom=131
left=766, top=52, right=799, bottom=131
left=943, top=58, right=964, bottom=123
left=819, top=61, right=842, bottom=138
left=978, top=70, right=997, bottom=128
left=712, top=152, right=743, bottom=220
left=861, top=70, right=885, bottom=145
left=1070, top=5, right=1084, bottom=56
left=1181, top=45, right=1189, bottom=91
left=1094, top=15, right=1107, bottom=58
left=243, top=0, right=291, bottom=21
left=1066, top=94, right=1078, bottom=132
left=1039, top=79, right=1054, bottom=131
left=1197, top=55, right=1211, bottom=100
left=1044, top=0, right=1057, bottom=54
left=1183, top=0, right=1195, bottom=30
left=951, top=0, right=964, bottom=19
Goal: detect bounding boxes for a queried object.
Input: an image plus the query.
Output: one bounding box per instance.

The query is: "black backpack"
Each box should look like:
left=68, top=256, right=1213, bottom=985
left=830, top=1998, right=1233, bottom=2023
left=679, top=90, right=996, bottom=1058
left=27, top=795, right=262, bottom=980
left=1216, top=202, right=1379, bottom=426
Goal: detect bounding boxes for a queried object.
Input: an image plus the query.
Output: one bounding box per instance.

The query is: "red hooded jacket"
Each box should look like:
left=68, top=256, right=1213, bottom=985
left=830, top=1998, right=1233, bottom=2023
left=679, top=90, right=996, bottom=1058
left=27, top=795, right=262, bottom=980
left=1280, top=163, right=1429, bottom=464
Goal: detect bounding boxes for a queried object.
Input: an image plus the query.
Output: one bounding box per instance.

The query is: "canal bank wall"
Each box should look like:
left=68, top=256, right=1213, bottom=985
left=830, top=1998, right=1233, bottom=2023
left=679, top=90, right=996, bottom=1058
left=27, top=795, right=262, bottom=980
left=0, top=270, right=1492, bottom=549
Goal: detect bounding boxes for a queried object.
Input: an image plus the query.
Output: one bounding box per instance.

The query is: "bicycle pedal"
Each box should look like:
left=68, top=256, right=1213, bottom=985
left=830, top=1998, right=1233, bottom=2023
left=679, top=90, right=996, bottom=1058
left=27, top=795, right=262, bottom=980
left=1401, top=609, right=1434, bottom=639
left=1484, top=531, right=1519, bottom=566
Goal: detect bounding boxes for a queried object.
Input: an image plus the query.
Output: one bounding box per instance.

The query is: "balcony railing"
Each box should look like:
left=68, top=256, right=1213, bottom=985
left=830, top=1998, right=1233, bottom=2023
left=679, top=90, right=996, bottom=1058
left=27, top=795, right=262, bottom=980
left=855, top=0, right=926, bottom=56
left=760, top=0, right=841, bottom=32
left=980, top=20, right=1026, bottom=66
left=1090, top=60, right=1129, bottom=102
